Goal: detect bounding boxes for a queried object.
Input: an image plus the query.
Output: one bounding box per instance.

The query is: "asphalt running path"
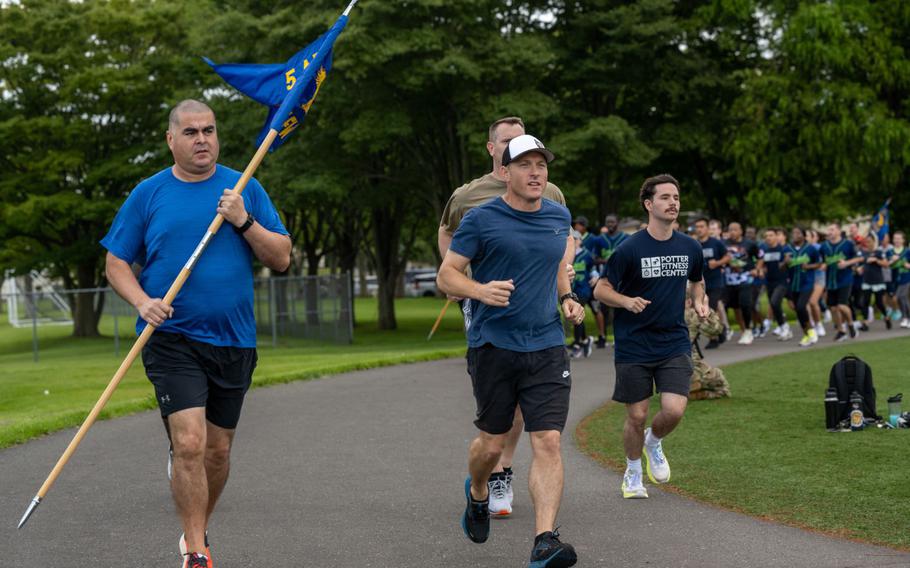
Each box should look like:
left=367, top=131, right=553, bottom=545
left=2, top=327, right=909, bottom=568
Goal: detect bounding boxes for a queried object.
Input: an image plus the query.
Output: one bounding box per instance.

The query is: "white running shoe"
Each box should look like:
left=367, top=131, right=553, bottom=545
left=901, top=319, right=910, bottom=329
left=642, top=430, right=671, bottom=483
left=772, top=325, right=782, bottom=337
left=737, top=330, right=754, bottom=345
left=725, top=328, right=735, bottom=342
left=621, top=469, right=649, bottom=499
left=488, top=473, right=512, bottom=517
left=815, top=323, right=826, bottom=337
left=179, top=532, right=210, bottom=563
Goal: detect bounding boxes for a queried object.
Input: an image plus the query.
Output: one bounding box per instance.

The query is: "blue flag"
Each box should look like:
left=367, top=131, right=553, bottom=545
left=872, top=199, right=891, bottom=241
left=204, top=14, right=349, bottom=151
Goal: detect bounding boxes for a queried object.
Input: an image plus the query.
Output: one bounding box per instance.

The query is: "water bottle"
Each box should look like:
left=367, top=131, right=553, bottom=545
left=849, top=391, right=864, bottom=431
left=825, top=388, right=839, bottom=430
left=888, top=393, right=903, bottom=427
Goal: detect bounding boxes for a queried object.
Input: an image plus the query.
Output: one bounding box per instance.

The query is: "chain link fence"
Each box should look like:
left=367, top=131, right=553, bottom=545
left=1, top=273, right=353, bottom=362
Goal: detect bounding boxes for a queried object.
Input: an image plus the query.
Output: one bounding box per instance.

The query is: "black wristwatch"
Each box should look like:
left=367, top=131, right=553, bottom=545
left=559, top=292, right=580, bottom=305
left=234, top=213, right=255, bottom=234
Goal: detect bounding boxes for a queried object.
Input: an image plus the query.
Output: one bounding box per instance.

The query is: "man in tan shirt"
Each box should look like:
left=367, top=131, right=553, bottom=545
left=438, top=116, right=568, bottom=518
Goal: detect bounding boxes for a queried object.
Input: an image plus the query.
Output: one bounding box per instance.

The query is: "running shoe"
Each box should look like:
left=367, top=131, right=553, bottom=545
left=885, top=318, right=893, bottom=330
left=596, top=336, right=607, bottom=349
left=528, top=530, right=577, bottom=568
left=583, top=336, right=594, bottom=357
left=181, top=553, right=209, bottom=568
left=762, top=319, right=772, bottom=337
left=815, top=323, right=826, bottom=337
left=642, top=428, right=671, bottom=483
left=860, top=323, right=870, bottom=332
left=799, top=333, right=813, bottom=347
left=834, top=331, right=848, bottom=342
left=569, top=345, right=583, bottom=359
left=503, top=467, right=515, bottom=507
left=621, top=469, right=648, bottom=499
left=778, top=328, right=793, bottom=341
left=461, top=477, right=490, bottom=543
left=725, top=328, right=735, bottom=342
left=704, top=339, right=720, bottom=350
left=901, top=319, right=910, bottom=329
left=848, top=324, right=857, bottom=338
left=488, top=472, right=512, bottom=517
left=737, top=330, right=754, bottom=345
left=771, top=325, right=782, bottom=337
left=179, top=533, right=211, bottom=568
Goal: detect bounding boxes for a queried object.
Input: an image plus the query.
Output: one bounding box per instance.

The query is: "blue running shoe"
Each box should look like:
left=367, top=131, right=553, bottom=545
left=461, top=476, right=490, bottom=543
left=529, top=530, right=577, bottom=567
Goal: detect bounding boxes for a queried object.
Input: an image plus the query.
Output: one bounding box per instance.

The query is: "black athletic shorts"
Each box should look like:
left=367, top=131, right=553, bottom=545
left=142, top=332, right=257, bottom=429
left=613, top=353, right=693, bottom=404
left=827, top=286, right=851, bottom=307
left=706, top=287, right=724, bottom=311
left=724, top=284, right=751, bottom=310
left=466, top=344, right=571, bottom=434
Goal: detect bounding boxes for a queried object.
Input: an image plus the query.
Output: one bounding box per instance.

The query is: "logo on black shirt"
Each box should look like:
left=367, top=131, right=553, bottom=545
left=641, top=256, right=689, bottom=278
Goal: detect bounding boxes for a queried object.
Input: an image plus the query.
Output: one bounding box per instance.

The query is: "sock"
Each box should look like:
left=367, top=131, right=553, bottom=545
left=626, top=458, right=642, bottom=473
left=645, top=429, right=661, bottom=447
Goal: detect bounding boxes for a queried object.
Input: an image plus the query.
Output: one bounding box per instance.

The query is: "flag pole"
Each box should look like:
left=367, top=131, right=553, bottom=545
left=17, top=129, right=279, bottom=530
left=427, top=299, right=452, bottom=341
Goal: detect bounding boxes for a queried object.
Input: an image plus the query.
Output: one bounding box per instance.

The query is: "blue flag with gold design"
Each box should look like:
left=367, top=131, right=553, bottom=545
left=204, top=14, right=348, bottom=151
left=872, top=199, right=891, bottom=241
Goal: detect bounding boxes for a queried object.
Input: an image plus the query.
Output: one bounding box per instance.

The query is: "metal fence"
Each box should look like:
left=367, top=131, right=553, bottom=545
left=1, top=273, right=353, bottom=362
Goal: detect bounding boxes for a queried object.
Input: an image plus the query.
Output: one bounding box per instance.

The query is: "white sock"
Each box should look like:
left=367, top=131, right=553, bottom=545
left=626, top=458, right=642, bottom=473
left=645, top=429, right=661, bottom=447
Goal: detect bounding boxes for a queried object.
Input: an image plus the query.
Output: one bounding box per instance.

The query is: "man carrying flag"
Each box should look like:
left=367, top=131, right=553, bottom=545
left=102, top=100, right=291, bottom=567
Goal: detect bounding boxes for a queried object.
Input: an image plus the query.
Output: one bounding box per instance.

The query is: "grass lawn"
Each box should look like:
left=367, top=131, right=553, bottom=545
left=0, top=297, right=469, bottom=449
left=576, top=336, right=910, bottom=550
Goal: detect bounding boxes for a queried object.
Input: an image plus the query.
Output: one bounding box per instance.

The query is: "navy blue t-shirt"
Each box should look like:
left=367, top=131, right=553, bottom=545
left=820, top=239, right=858, bottom=290
left=581, top=232, right=605, bottom=259
left=572, top=247, right=597, bottom=303
left=698, top=236, right=727, bottom=290
left=604, top=230, right=704, bottom=363
left=785, top=243, right=820, bottom=293
left=449, top=197, right=571, bottom=352
left=101, top=165, right=289, bottom=347
left=758, top=243, right=788, bottom=286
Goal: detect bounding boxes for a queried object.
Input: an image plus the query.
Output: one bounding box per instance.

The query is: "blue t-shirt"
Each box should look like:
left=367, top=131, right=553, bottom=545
left=758, top=243, right=788, bottom=286
left=698, top=237, right=727, bottom=290
left=785, top=243, right=820, bottom=293
left=600, top=231, right=628, bottom=275
left=581, top=232, right=605, bottom=259
left=572, top=247, right=597, bottom=302
left=603, top=230, right=704, bottom=363
left=100, top=165, right=289, bottom=347
left=449, top=197, right=571, bottom=352
left=820, top=239, right=858, bottom=290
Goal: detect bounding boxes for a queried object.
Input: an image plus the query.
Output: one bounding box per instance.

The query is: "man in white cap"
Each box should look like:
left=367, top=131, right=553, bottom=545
left=438, top=134, right=582, bottom=568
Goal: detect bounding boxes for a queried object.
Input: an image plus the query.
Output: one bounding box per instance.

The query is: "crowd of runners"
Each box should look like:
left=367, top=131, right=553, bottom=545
left=566, top=216, right=910, bottom=357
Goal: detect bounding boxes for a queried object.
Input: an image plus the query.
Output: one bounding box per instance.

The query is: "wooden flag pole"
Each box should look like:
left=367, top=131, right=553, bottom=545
left=17, top=129, right=279, bottom=530
left=427, top=299, right=452, bottom=341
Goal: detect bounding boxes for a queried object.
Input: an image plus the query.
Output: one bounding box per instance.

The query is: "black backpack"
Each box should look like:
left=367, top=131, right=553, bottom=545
left=828, top=355, right=880, bottom=422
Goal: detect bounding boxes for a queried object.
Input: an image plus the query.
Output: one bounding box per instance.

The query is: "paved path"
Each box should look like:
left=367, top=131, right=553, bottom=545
left=2, top=328, right=909, bottom=567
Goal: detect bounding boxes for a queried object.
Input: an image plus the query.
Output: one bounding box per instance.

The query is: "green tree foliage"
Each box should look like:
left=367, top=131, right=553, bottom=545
left=0, top=0, right=198, bottom=335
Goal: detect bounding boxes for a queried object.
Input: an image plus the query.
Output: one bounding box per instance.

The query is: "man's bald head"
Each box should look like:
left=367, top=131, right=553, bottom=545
left=169, top=99, right=215, bottom=133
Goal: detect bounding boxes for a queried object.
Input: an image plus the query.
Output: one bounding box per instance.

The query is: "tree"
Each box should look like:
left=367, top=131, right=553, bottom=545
left=0, top=0, right=200, bottom=336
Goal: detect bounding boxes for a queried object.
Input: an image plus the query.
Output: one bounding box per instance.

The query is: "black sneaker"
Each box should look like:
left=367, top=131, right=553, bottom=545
left=835, top=331, right=848, bottom=342
left=886, top=318, right=893, bottom=330
left=848, top=325, right=857, bottom=338
left=461, top=477, right=489, bottom=543
left=718, top=329, right=727, bottom=344
left=595, top=336, right=607, bottom=349
left=704, top=339, right=719, bottom=350
left=529, top=530, right=577, bottom=568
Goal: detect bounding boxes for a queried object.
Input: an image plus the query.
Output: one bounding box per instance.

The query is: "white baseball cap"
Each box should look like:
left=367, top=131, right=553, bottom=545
left=501, top=134, right=555, bottom=166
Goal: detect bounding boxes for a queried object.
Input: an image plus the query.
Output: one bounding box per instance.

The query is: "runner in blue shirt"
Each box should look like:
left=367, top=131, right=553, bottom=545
left=595, top=174, right=708, bottom=500
left=723, top=222, right=760, bottom=345
left=820, top=223, right=863, bottom=341
left=569, top=230, right=599, bottom=357
left=757, top=227, right=792, bottom=340
left=891, top=232, right=910, bottom=327
left=102, top=100, right=291, bottom=566
left=438, top=134, right=582, bottom=567
left=784, top=226, right=822, bottom=347
left=693, top=217, right=730, bottom=349
left=573, top=215, right=609, bottom=346
left=597, top=214, right=629, bottom=348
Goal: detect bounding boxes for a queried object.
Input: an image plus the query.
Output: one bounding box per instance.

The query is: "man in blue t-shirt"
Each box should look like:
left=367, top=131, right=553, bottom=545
left=596, top=214, right=628, bottom=348
left=569, top=230, right=599, bottom=357
left=756, top=227, right=792, bottom=340
left=437, top=135, right=583, bottom=566
left=693, top=216, right=729, bottom=349
left=101, top=100, right=290, bottom=566
left=573, top=215, right=609, bottom=346
left=821, top=222, right=863, bottom=341
left=784, top=226, right=822, bottom=347
left=595, top=174, right=708, bottom=500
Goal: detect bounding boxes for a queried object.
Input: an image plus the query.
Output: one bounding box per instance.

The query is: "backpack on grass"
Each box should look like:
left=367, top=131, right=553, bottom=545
left=828, top=355, right=880, bottom=423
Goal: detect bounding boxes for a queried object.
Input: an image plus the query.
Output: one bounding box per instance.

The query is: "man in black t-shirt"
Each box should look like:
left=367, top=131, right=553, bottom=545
left=594, top=174, right=708, bottom=500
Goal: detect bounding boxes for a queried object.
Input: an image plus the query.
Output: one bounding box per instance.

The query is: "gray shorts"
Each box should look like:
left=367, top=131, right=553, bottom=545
left=613, top=353, right=693, bottom=404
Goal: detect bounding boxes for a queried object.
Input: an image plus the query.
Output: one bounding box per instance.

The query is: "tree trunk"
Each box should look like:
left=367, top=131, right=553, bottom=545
left=372, top=206, right=403, bottom=330
left=71, top=262, right=101, bottom=337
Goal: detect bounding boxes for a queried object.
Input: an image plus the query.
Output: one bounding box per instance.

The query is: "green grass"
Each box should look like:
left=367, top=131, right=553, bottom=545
left=576, top=337, right=910, bottom=550
left=0, top=297, right=469, bottom=449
